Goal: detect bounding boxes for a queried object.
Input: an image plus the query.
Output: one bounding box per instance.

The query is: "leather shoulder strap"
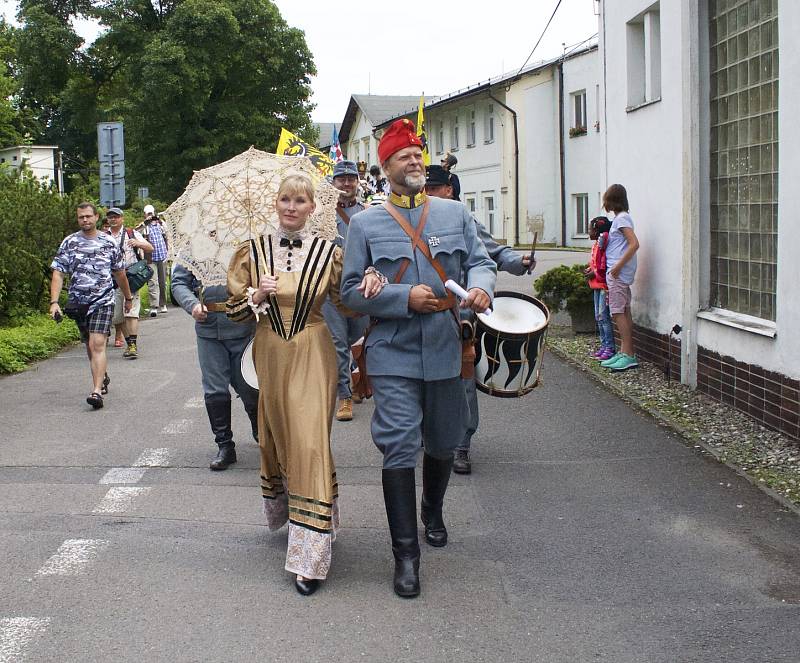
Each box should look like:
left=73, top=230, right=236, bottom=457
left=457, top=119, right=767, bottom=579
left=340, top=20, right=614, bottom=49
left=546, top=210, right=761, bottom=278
left=336, top=207, right=351, bottom=226
left=383, top=200, right=448, bottom=284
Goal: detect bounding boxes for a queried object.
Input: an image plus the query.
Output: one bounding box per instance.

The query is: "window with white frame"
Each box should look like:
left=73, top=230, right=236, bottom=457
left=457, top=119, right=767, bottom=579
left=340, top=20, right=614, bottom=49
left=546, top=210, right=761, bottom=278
left=436, top=119, right=444, bottom=155
left=484, top=194, right=496, bottom=236
left=574, top=194, right=589, bottom=235
left=465, top=195, right=476, bottom=215
left=626, top=3, right=661, bottom=109
left=709, top=0, right=778, bottom=321
left=451, top=114, right=460, bottom=151
left=467, top=108, right=476, bottom=147
left=350, top=142, right=359, bottom=161
left=571, top=90, right=587, bottom=136
left=485, top=104, right=495, bottom=143
left=362, top=137, right=370, bottom=165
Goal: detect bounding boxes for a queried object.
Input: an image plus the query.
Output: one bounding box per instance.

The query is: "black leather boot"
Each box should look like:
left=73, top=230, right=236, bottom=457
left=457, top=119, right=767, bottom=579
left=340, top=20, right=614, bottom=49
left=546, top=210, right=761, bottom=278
left=420, top=453, right=454, bottom=547
left=205, top=395, right=236, bottom=471
left=239, top=384, right=260, bottom=444
left=382, top=468, right=420, bottom=598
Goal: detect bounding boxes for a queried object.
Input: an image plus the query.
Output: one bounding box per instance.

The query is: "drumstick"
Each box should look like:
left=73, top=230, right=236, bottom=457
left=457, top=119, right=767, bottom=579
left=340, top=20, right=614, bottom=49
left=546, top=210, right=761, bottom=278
left=527, top=232, right=538, bottom=274
left=445, top=279, right=492, bottom=315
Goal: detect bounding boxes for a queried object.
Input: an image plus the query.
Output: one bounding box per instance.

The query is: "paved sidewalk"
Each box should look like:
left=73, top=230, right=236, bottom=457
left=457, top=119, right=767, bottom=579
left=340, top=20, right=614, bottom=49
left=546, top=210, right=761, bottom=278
left=1, top=270, right=799, bottom=661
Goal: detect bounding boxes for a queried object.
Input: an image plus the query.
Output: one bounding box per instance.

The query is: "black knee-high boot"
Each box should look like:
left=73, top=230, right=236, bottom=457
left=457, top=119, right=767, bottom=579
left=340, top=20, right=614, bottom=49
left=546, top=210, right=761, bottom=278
left=205, top=394, right=236, bottom=471
left=420, top=453, right=454, bottom=547
left=382, top=468, right=420, bottom=598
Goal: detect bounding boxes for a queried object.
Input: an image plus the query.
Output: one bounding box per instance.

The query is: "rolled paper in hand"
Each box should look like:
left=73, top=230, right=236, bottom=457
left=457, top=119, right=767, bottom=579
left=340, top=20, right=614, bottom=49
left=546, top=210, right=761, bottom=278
left=445, top=279, right=492, bottom=315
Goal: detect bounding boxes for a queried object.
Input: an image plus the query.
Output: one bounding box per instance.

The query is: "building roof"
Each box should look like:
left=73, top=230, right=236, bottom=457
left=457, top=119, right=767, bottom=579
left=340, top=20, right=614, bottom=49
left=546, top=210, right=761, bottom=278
left=312, top=123, right=337, bottom=150
left=0, top=144, right=59, bottom=151
left=339, top=95, right=431, bottom=143
left=375, top=41, right=598, bottom=130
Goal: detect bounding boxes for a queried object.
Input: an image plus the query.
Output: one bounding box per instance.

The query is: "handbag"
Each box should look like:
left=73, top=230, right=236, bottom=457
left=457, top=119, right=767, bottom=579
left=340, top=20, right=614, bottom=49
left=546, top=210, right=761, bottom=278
left=117, top=228, right=154, bottom=292
left=126, top=259, right=154, bottom=292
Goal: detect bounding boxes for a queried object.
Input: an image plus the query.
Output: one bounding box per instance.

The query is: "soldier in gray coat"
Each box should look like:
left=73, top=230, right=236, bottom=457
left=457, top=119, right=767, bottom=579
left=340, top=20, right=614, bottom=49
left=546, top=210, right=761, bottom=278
left=171, top=264, right=259, bottom=471
left=425, top=165, right=536, bottom=475
left=341, top=119, right=496, bottom=598
left=321, top=160, right=369, bottom=422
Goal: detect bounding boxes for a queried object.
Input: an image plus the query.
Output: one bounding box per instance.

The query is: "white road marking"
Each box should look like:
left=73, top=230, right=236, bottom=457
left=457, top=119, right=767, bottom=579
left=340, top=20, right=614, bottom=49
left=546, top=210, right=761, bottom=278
left=184, top=396, right=205, bottom=409
left=99, top=467, right=147, bottom=484
left=161, top=419, right=192, bottom=435
left=36, top=539, right=109, bottom=577
left=0, top=617, right=50, bottom=663
left=92, top=487, right=151, bottom=514
left=133, top=448, right=172, bottom=467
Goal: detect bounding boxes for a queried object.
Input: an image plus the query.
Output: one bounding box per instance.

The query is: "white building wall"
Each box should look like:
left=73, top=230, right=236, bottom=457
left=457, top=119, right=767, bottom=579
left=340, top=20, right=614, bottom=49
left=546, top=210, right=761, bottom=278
left=602, top=0, right=685, bottom=336
left=601, top=0, right=799, bottom=380
left=426, top=96, right=505, bottom=240
left=511, top=68, right=560, bottom=246
left=345, top=109, right=380, bottom=169
left=563, top=50, right=605, bottom=249
left=0, top=146, right=58, bottom=189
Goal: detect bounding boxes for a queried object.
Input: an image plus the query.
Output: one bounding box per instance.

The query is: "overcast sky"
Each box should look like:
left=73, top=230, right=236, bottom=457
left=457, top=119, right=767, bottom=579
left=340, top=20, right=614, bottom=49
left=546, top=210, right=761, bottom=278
left=1, top=0, right=600, bottom=123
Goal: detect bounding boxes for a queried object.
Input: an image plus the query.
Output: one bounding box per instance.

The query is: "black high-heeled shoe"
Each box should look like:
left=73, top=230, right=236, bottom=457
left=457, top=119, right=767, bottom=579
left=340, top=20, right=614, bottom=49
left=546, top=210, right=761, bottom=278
left=294, top=576, right=320, bottom=596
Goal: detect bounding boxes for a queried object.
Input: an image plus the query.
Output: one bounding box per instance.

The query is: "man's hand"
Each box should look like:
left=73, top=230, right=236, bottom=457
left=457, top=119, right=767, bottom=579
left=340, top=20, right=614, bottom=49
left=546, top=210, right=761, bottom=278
left=408, top=284, right=441, bottom=313
left=192, top=302, right=208, bottom=321
left=123, top=298, right=133, bottom=314
left=49, top=302, right=62, bottom=320
left=462, top=288, right=491, bottom=313
left=522, top=255, right=537, bottom=274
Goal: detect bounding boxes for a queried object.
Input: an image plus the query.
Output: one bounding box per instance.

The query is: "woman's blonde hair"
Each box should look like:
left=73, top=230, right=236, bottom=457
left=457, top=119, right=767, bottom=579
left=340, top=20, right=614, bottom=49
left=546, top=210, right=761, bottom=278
left=277, top=173, right=316, bottom=201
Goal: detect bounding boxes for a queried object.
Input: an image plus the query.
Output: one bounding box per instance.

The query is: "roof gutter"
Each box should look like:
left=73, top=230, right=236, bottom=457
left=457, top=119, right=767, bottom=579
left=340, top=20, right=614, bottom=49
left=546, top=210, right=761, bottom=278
left=486, top=89, right=520, bottom=246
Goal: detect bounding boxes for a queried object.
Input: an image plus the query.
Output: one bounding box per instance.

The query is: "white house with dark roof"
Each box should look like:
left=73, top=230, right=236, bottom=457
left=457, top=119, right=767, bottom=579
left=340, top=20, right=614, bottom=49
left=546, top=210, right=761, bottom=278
left=339, top=95, right=425, bottom=168
left=375, top=44, right=602, bottom=249
left=0, top=144, right=64, bottom=192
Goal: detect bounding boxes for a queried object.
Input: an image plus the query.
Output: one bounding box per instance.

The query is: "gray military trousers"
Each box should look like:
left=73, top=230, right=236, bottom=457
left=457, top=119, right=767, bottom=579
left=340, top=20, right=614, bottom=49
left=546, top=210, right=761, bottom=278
left=370, top=375, right=468, bottom=469
left=458, top=376, right=480, bottom=451
left=196, top=335, right=258, bottom=410
left=321, top=299, right=369, bottom=400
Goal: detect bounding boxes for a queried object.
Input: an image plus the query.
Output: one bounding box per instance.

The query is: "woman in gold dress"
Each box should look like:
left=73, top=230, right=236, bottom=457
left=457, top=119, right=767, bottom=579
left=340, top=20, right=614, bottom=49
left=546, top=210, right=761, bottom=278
left=226, top=174, right=383, bottom=596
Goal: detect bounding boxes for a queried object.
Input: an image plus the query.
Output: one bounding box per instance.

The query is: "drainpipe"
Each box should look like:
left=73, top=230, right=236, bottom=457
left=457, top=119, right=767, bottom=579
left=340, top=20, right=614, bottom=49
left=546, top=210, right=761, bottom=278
left=557, top=59, right=567, bottom=247
left=487, top=89, right=520, bottom=246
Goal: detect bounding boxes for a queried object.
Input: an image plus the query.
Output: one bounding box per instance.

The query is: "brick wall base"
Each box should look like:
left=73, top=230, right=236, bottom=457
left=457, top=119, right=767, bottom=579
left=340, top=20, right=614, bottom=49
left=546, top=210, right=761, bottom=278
left=617, top=324, right=799, bottom=441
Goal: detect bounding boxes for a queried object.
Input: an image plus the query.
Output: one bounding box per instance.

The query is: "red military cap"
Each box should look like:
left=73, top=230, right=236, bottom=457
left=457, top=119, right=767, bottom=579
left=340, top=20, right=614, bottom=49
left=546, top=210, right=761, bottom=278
left=378, top=118, right=423, bottom=163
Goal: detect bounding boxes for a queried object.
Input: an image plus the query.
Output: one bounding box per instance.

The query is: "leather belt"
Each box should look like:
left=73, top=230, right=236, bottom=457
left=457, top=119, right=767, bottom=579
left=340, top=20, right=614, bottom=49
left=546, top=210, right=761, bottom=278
left=205, top=302, right=226, bottom=312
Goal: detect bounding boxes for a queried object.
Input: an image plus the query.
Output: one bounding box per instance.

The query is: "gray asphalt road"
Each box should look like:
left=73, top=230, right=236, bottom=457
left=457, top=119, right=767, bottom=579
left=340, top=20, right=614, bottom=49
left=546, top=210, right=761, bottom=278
left=2, top=253, right=799, bottom=662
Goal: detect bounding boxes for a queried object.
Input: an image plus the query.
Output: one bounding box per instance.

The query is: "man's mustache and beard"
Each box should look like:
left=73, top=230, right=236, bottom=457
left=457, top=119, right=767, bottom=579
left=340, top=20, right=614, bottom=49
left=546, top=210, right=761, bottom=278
left=402, top=171, right=426, bottom=193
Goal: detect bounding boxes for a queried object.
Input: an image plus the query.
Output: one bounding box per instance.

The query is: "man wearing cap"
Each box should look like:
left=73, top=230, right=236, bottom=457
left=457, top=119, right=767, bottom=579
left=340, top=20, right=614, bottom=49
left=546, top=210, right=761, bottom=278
left=321, top=160, right=369, bottom=422
left=171, top=263, right=259, bottom=471
left=341, top=118, right=496, bottom=598
left=106, top=207, right=153, bottom=359
left=136, top=205, right=170, bottom=315
left=441, top=153, right=461, bottom=201
left=425, top=165, right=536, bottom=475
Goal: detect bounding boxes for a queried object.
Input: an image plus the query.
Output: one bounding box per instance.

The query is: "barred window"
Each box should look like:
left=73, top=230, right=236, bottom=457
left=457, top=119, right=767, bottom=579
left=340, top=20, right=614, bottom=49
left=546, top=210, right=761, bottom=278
left=709, top=0, right=778, bottom=320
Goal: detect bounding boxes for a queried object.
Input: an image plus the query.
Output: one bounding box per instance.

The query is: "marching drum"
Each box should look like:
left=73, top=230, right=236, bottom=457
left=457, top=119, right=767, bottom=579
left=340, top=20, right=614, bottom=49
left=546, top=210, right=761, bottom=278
left=241, top=338, right=259, bottom=390
left=474, top=291, right=550, bottom=397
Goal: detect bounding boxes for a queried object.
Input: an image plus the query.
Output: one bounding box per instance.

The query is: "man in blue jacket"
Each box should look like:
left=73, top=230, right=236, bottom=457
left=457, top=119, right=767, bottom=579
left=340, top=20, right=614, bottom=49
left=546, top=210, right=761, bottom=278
left=172, top=264, right=259, bottom=471
left=342, top=119, right=496, bottom=598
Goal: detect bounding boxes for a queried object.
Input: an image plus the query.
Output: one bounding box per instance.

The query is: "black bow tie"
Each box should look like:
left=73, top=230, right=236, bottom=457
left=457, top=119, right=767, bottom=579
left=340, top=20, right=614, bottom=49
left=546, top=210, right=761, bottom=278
left=279, top=237, right=302, bottom=248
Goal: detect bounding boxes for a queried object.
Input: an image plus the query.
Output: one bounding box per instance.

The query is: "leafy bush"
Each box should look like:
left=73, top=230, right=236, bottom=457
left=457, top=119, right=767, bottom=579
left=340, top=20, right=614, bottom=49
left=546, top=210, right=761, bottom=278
left=534, top=264, right=593, bottom=315
left=0, top=169, right=86, bottom=322
left=0, top=311, right=80, bottom=374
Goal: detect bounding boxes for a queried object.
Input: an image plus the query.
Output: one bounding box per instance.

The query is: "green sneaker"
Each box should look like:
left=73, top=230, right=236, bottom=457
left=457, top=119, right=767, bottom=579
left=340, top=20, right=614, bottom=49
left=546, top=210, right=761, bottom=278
left=600, top=352, right=623, bottom=368
left=610, top=353, right=639, bottom=371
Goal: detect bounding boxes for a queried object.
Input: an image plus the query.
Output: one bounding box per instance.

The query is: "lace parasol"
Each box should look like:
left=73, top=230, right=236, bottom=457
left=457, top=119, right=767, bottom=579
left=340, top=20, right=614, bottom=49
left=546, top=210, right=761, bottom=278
left=162, top=147, right=339, bottom=286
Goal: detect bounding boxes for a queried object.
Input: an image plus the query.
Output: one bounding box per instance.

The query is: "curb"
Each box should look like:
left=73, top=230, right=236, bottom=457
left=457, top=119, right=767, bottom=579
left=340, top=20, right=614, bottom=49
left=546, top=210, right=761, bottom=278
left=547, top=341, right=800, bottom=518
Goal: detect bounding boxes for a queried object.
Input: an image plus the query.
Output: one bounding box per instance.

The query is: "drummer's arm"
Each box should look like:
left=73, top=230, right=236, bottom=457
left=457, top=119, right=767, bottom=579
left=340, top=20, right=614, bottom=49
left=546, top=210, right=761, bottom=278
left=171, top=264, right=202, bottom=317
left=462, top=209, right=496, bottom=305
left=473, top=215, right=527, bottom=276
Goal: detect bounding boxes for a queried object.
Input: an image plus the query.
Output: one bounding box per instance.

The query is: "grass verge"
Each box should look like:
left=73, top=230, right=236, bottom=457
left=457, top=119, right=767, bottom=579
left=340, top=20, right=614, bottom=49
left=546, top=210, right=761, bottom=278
left=0, top=312, right=81, bottom=374
left=546, top=328, right=800, bottom=510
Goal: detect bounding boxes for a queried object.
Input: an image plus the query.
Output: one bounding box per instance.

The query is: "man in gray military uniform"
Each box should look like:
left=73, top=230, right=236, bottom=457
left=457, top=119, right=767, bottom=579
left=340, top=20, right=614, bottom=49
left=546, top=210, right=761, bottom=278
left=171, top=264, right=259, bottom=471
left=425, top=165, right=536, bottom=475
left=342, top=119, right=496, bottom=598
left=321, top=160, right=369, bottom=422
